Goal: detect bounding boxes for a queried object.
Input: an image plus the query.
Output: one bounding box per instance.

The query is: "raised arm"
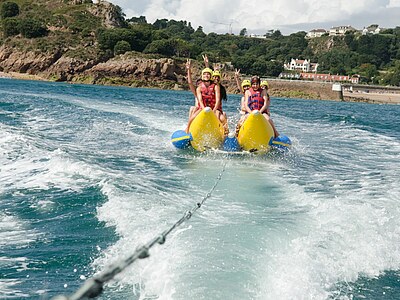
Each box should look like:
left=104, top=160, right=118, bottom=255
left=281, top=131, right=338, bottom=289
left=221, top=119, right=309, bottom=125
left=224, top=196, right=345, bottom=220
left=234, top=69, right=242, bottom=93
left=186, top=59, right=197, bottom=97
left=202, top=54, right=209, bottom=68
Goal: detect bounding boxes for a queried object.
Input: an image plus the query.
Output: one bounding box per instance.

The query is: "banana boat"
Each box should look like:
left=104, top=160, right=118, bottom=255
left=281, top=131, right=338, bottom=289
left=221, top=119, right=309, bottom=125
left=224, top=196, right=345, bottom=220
left=237, top=110, right=274, bottom=153
left=171, top=107, right=225, bottom=151
left=172, top=109, right=291, bottom=153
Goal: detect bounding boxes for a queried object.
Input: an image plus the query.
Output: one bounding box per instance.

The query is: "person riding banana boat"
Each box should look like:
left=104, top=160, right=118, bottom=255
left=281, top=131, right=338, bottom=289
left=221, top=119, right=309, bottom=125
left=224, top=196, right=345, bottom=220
left=237, top=75, right=279, bottom=138
left=172, top=62, right=290, bottom=152
left=185, top=66, right=228, bottom=134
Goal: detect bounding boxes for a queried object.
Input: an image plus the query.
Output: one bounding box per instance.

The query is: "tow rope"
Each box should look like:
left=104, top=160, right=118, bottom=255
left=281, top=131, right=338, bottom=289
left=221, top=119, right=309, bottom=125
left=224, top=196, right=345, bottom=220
left=53, top=161, right=227, bottom=300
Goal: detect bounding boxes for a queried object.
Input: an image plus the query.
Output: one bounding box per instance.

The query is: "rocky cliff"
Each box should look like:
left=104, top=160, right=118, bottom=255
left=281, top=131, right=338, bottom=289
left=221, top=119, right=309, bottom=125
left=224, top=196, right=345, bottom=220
left=0, top=44, right=340, bottom=100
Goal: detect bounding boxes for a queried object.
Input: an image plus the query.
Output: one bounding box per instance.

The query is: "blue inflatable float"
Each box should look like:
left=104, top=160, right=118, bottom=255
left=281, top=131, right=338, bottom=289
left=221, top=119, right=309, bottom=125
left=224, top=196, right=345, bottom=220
left=171, top=130, right=192, bottom=149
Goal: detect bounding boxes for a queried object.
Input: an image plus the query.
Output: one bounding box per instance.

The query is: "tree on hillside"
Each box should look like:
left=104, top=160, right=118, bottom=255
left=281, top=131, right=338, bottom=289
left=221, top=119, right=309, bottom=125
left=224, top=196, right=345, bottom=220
left=380, top=61, right=400, bottom=86
left=1, top=17, right=19, bottom=36
left=127, top=16, right=147, bottom=24
left=191, top=26, right=206, bottom=40
left=265, top=60, right=284, bottom=76
left=356, top=63, right=378, bottom=82
left=153, top=18, right=168, bottom=30
left=317, top=48, right=356, bottom=75
left=344, top=33, right=357, bottom=51
left=356, top=34, right=393, bottom=67
left=264, top=29, right=274, bottom=37
left=18, top=18, right=48, bottom=38
left=239, top=28, right=247, bottom=36
left=270, top=30, right=283, bottom=39
left=144, top=38, right=194, bottom=57
left=97, top=28, right=151, bottom=53
left=111, top=5, right=127, bottom=28
left=0, top=1, right=19, bottom=19
left=114, top=40, right=131, bottom=55
left=143, top=39, right=175, bottom=56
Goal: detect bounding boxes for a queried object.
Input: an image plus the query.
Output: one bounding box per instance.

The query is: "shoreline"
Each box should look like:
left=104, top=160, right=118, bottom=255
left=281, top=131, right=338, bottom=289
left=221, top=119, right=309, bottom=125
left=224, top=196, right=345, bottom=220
left=0, top=71, right=46, bottom=81
left=2, top=71, right=400, bottom=105
left=342, top=91, right=400, bottom=104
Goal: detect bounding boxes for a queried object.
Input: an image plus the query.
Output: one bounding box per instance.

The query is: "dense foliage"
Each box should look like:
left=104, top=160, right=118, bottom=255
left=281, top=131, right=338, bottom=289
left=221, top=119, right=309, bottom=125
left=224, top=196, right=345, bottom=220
left=95, top=17, right=400, bottom=84
left=0, top=0, right=399, bottom=85
left=0, top=1, right=19, bottom=19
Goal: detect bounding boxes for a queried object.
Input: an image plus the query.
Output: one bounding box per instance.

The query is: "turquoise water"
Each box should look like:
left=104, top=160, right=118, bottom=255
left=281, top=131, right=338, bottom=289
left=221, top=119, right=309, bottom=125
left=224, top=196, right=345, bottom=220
left=1, top=78, right=399, bottom=299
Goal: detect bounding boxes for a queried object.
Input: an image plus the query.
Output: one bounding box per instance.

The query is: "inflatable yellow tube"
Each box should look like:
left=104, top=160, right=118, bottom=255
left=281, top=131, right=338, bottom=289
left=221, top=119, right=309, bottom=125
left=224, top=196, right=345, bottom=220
left=238, top=110, right=274, bottom=153
left=189, top=107, right=225, bottom=151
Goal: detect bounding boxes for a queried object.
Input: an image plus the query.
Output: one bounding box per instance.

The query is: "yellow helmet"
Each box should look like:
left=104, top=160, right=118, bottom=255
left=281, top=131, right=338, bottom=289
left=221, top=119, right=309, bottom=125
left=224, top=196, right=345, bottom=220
left=212, top=70, right=221, bottom=78
left=241, top=79, right=251, bottom=88
left=201, top=68, right=213, bottom=76
left=261, top=80, right=269, bottom=88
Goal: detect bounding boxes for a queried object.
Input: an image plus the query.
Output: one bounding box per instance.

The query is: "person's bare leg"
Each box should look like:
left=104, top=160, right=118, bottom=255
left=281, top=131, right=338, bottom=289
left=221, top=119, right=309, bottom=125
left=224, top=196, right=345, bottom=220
left=264, top=114, right=279, bottom=138
left=236, top=114, right=247, bottom=136
left=185, top=109, right=201, bottom=133
left=189, top=106, right=196, bottom=119
left=218, top=112, right=229, bottom=135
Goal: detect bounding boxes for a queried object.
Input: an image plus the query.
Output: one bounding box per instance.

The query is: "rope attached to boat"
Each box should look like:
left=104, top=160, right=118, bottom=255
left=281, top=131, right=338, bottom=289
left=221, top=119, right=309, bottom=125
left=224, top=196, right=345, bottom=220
left=53, top=161, right=227, bottom=300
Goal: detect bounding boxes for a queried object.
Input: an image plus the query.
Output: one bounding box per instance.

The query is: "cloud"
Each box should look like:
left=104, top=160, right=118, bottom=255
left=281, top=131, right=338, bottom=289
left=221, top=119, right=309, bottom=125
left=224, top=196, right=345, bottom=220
left=108, top=0, right=400, bottom=34
left=388, top=0, right=400, bottom=7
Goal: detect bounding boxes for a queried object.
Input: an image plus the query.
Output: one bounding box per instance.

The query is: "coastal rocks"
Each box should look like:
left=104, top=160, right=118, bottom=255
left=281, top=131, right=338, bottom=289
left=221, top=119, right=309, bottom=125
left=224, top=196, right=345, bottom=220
left=88, top=1, right=125, bottom=28
left=0, top=43, right=340, bottom=101
left=85, top=56, right=179, bottom=82
left=44, top=56, right=100, bottom=81
left=0, top=45, right=62, bottom=74
left=0, top=42, right=182, bottom=86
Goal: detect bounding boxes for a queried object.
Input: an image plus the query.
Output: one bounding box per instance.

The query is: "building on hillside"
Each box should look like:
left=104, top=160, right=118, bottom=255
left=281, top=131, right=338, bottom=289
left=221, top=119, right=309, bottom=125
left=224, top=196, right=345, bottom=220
left=284, top=58, right=319, bottom=73
left=249, top=33, right=266, bottom=39
left=329, top=25, right=357, bottom=36
left=362, top=24, right=382, bottom=35
left=211, top=62, right=234, bottom=71
left=350, top=74, right=360, bottom=84
left=279, top=72, right=359, bottom=83
left=279, top=73, right=301, bottom=79
left=306, top=29, right=327, bottom=38
left=300, top=73, right=351, bottom=82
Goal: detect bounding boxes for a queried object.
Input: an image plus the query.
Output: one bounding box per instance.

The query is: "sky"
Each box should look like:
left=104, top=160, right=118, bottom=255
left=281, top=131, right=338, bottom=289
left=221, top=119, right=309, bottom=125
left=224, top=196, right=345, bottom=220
left=107, top=0, right=400, bottom=35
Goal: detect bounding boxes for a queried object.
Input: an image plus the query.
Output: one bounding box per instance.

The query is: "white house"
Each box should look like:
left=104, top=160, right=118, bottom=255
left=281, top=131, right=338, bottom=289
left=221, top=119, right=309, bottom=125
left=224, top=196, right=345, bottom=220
left=362, top=25, right=382, bottom=35
left=284, top=58, right=319, bottom=73
left=350, top=74, right=360, bottom=84
left=329, top=25, right=357, bottom=36
left=249, top=33, right=266, bottom=39
left=306, top=29, right=327, bottom=38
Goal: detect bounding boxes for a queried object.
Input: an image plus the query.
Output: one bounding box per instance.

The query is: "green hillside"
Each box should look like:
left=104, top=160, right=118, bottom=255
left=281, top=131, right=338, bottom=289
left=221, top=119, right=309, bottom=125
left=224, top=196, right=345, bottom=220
left=1, top=0, right=399, bottom=86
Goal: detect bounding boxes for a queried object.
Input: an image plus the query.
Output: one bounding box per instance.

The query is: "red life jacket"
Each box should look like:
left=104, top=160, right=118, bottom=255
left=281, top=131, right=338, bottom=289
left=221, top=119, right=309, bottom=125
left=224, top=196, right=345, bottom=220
left=200, top=82, right=216, bottom=109
left=247, top=87, right=264, bottom=111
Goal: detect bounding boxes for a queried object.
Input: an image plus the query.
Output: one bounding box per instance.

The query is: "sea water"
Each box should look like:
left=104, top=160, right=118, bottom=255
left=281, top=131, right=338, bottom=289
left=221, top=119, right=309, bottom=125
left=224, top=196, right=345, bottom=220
left=0, top=78, right=399, bottom=299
